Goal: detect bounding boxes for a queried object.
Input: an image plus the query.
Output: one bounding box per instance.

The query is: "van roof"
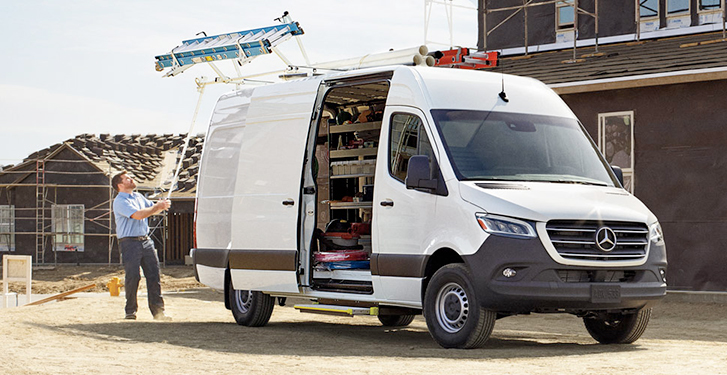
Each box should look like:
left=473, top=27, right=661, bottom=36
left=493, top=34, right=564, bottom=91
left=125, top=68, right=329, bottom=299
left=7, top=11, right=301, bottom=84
left=219, top=66, right=575, bottom=119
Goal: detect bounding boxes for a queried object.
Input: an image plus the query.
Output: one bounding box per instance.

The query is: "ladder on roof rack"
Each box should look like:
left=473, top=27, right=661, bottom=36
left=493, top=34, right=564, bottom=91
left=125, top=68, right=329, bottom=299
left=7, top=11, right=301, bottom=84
left=430, top=47, right=499, bottom=70
left=154, top=19, right=304, bottom=77
left=155, top=12, right=311, bottom=200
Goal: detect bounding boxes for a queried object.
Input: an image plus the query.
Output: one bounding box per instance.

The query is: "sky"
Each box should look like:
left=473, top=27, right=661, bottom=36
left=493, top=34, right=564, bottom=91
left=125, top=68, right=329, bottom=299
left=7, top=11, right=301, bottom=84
left=0, top=0, right=478, bottom=166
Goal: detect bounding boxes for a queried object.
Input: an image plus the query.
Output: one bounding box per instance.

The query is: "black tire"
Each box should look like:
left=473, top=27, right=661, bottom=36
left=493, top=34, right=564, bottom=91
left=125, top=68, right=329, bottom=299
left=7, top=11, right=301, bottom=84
left=583, top=308, right=652, bottom=344
left=228, top=278, right=275, bottom=327
left=378, top=314, right=416, bottom=327
left=424, top=264, right=496, bottom=349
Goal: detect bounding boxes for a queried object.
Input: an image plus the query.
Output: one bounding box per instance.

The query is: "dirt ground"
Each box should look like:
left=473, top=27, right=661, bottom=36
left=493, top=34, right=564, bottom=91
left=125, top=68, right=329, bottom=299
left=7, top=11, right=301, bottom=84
left=1, top=266, right=726, bottom=375
left=4, top=265, right=202, bottom=294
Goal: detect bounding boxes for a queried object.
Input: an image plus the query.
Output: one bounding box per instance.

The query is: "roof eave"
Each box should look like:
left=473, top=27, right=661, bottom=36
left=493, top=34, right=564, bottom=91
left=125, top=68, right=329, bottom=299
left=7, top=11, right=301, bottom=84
left=549, top=66, right=727, bottom=94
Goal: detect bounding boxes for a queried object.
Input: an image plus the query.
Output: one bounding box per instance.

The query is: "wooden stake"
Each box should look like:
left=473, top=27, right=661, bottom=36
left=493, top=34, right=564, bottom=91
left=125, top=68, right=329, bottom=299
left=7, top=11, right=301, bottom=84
left=25, top=284, right=96, bottom=306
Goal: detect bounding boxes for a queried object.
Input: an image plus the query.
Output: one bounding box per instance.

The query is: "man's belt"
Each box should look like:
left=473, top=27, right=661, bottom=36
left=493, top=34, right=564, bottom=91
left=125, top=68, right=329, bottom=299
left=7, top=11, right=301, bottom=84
left=119, top=235, right=150, bottom=242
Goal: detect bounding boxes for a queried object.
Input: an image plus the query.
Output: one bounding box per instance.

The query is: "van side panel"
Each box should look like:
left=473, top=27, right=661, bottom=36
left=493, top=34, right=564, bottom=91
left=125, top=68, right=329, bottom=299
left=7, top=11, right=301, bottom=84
left=196, top=125, right=247, bottom=249
left=228, top=79, right=320, bottom=293
left=231, top=80, right=319, bottom=250
left=194, top=90, right=254, bottom=290
left=196, top=90, right=253, bottom=250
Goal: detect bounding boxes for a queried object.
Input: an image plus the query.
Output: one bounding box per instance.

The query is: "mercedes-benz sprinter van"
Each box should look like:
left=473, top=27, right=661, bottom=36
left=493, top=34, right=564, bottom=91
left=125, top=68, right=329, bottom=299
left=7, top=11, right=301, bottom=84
left=191, top=65, right=667, bottom=348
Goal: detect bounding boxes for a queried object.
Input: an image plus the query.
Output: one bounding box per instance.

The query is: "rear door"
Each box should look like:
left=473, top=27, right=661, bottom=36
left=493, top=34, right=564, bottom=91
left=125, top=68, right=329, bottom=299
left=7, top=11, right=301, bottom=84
left=229, top=79, right=320, bottom=293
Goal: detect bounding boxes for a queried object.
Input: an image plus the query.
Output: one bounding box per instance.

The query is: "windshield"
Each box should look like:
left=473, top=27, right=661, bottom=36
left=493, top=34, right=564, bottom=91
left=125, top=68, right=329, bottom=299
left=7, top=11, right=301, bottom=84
left=431, top=110, right=616, bottom=186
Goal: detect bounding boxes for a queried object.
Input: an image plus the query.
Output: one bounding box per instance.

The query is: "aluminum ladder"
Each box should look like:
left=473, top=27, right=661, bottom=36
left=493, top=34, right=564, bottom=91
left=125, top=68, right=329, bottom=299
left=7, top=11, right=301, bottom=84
left=154, top=19, right=304, bottom=77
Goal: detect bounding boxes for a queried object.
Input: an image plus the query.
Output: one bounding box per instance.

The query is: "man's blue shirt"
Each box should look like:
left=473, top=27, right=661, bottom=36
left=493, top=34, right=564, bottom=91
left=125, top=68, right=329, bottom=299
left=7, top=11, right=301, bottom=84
left=113, top=192, right=153, bottom=238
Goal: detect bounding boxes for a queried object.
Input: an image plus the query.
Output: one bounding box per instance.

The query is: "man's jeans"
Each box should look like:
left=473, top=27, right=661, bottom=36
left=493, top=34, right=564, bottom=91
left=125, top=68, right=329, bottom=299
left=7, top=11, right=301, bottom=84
left=120, top=238, right=164, bottom=316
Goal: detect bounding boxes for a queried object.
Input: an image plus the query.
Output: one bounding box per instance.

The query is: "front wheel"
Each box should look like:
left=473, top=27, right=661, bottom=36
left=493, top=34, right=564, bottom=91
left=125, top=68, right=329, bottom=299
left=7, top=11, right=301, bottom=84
left=583, top=308, right=652, bottom=344
left=228, top=277, right=275, bottom=327
left=424, top=264, right=496, bottom=349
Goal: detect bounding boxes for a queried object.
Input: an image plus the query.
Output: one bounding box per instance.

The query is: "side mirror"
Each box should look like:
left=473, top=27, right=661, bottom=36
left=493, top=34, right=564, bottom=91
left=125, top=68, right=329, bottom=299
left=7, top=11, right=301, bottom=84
left=405, top=155, right=437, bottom=190
left=611, top=165, right=624, bottom=187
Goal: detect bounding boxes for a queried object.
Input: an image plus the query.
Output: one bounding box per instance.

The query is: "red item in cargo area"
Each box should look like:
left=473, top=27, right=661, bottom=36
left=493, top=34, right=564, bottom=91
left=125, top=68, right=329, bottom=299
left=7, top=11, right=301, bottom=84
left=323, top=232, right=360, bottom=247
left=324, top=232, right=358, bottom=240
left=350, top=222, right=371, bottom=235
left=314, top=250, right=369, bottom=262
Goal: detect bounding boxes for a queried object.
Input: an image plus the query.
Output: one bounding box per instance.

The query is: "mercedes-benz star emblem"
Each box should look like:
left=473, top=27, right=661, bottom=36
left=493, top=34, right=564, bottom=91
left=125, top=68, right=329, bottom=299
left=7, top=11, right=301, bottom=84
left=595, top=227, right=617, bottom=252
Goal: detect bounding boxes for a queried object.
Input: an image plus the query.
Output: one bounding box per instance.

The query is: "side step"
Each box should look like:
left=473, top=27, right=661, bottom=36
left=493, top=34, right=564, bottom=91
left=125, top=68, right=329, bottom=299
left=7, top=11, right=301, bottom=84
left=294, top=304, right=379, bottom=317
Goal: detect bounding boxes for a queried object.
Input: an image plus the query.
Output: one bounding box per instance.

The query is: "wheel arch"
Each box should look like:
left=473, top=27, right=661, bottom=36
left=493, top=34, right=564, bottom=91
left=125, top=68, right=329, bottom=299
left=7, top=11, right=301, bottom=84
left=224, top=266, right=231, bottom=310
left=421, top=247, right=464, bottom=302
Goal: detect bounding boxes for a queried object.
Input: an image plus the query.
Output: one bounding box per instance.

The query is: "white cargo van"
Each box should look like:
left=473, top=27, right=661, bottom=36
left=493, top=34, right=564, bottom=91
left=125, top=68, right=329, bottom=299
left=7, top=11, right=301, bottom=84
left=191, top=65, right=667, bottom=348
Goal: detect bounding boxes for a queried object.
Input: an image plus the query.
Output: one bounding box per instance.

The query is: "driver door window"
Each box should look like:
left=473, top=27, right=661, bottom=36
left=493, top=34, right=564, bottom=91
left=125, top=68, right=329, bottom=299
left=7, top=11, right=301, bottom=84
left=389, top=113, right=434, bottom=182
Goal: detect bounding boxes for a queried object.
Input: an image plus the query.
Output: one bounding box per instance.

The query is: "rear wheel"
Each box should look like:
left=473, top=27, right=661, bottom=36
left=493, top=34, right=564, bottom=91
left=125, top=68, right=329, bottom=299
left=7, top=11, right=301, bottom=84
left=228, top=277, right=275, bottom=327
left=583, top=308, right=652, bottom=344
left=424, top=264, right=496, bottom=349
left=378, top=314, right=415, bottom=327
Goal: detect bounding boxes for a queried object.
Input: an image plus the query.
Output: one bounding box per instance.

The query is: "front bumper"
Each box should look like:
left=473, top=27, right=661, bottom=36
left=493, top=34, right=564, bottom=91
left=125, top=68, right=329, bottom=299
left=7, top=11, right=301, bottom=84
left=463, top=235, right=667, bottom=314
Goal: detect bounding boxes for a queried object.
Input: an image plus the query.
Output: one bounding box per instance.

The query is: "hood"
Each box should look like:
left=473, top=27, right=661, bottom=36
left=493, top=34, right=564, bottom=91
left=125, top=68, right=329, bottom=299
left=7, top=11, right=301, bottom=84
left=459, top=181, right=657, bottom=224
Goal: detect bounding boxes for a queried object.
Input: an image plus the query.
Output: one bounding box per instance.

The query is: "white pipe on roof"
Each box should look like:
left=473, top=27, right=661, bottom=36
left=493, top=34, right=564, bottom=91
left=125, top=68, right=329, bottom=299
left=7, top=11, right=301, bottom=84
left=313, top=46, right=432, bottom=70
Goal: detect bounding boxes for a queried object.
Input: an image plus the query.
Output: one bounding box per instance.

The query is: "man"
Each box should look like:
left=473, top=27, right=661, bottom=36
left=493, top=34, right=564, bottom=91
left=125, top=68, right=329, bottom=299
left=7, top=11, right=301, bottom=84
left=112, top=171, right=172, bottom=321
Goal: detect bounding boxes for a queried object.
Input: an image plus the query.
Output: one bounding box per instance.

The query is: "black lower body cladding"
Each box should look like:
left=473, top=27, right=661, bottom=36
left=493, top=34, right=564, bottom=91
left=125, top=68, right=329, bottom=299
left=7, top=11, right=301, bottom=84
left=193, top=248, right=230, bottom=268
left=192, top=248, right=298, bottom=271
left=192, top=248, right=229, bottom=281
left=462, top=235, right=668, bottom=314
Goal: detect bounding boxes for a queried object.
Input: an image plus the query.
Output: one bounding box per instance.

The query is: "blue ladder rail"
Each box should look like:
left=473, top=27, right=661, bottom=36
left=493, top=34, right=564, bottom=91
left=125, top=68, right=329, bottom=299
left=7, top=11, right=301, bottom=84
left=154, top=22, right=304, bottom=71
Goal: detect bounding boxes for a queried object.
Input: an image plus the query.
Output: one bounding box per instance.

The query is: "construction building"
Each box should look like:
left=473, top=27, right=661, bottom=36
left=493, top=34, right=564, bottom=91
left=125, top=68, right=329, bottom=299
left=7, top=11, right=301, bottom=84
left=0, top=133, right=202, bottom=265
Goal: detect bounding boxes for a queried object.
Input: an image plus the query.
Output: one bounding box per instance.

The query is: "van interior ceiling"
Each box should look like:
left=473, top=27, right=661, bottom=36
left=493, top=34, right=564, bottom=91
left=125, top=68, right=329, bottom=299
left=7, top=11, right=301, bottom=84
left=309, top=78, right=391, bottom=294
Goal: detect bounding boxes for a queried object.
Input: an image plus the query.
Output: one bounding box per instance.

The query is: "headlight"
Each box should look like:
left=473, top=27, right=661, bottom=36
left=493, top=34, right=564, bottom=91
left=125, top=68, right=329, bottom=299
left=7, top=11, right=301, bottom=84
left=475, top=213, right=536, bottom=238
left=649, top=222, right=664, bottom=245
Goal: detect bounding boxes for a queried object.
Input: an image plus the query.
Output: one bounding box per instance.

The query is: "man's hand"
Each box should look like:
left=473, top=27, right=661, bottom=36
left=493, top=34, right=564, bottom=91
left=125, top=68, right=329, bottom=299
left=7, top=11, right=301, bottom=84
left=131, top=199, right=172, bottom=220
left=155, top=199, right=171, bottom=212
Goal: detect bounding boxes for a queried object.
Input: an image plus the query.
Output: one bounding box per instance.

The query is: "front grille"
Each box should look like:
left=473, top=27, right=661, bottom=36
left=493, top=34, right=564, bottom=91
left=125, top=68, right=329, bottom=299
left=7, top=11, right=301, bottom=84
left=546, top=220, right=649, bottom=261
left=557, top=270, right=637, bottom=283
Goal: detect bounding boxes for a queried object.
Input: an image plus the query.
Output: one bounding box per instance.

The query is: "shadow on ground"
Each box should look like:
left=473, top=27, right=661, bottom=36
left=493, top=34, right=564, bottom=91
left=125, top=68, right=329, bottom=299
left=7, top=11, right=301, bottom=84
left=34, top=316, right=643, bottom=360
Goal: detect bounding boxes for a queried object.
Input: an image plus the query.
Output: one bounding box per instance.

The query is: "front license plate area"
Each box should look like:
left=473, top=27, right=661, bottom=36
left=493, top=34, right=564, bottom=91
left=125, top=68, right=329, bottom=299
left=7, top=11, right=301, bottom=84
left=591, top=285, right=621, bottom=303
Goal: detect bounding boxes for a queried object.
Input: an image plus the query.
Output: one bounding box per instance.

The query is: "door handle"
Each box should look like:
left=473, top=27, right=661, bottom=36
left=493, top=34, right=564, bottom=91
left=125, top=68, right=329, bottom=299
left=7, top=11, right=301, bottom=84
left=282, top=199, right=295, bottom=206
left=380, top=200, right=394, bottom=207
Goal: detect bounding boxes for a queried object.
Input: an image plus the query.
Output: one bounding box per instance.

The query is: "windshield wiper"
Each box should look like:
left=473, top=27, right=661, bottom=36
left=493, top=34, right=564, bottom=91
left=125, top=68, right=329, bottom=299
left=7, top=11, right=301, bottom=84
left=550, top=179, right=608, bottom=186
left=463, top=176, right=609, bottom=186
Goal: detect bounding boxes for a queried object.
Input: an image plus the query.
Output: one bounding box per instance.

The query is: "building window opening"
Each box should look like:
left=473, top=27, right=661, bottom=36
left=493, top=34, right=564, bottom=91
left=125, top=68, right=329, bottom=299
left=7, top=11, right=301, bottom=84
left=598, top=112, right=635, bottom=194
left=699, top=0, right=721, bottom=10
left=667, top=0, right=690, bottom=14
left=0, top=205, right=15, bottom=252
left=557, top=0, right=575, bottom=29
left=52, top=204, right=85, bottom=252
left=640, top=0, right=659, bottom=17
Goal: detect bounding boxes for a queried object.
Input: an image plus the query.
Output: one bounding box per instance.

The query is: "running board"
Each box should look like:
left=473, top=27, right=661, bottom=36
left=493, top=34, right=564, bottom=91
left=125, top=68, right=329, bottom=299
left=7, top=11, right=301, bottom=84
left=294, top=304, right=379, bottom=317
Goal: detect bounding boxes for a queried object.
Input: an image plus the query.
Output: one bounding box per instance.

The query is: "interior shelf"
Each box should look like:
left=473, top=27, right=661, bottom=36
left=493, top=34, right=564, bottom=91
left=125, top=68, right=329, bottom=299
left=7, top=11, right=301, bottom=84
left=313, top=269, right=373, bottom=281
left=329, top=201, right=373, bottom=210
left=330, top=147, right=378, bottom=158
left=329, top=121, right=382, bottom=134
left=330, top=173, right=375, bottom=179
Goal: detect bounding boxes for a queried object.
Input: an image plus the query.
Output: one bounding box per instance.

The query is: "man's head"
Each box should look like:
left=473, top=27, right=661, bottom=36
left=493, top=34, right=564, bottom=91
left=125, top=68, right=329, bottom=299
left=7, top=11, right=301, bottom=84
left=111, top=171, right=136, bottom=193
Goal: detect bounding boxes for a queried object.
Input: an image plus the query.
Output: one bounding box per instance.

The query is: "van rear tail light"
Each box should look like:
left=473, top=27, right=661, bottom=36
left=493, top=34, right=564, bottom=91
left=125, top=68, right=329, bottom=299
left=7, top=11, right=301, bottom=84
left=475, top=213, right=536, bottom=238
left=193, top=198, right=198, bottom=249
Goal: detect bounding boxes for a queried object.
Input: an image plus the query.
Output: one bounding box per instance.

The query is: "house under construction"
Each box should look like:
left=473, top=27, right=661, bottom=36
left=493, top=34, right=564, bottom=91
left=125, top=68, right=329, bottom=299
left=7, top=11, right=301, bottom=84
left=0, top=133, right=203, bottom=265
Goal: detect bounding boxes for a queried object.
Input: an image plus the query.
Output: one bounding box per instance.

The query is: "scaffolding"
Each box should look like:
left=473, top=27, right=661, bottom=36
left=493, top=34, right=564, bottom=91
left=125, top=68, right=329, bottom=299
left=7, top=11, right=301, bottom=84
left=479, top=0, right=600, bottom=59
left=0, top=156, right=166, bottom=266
